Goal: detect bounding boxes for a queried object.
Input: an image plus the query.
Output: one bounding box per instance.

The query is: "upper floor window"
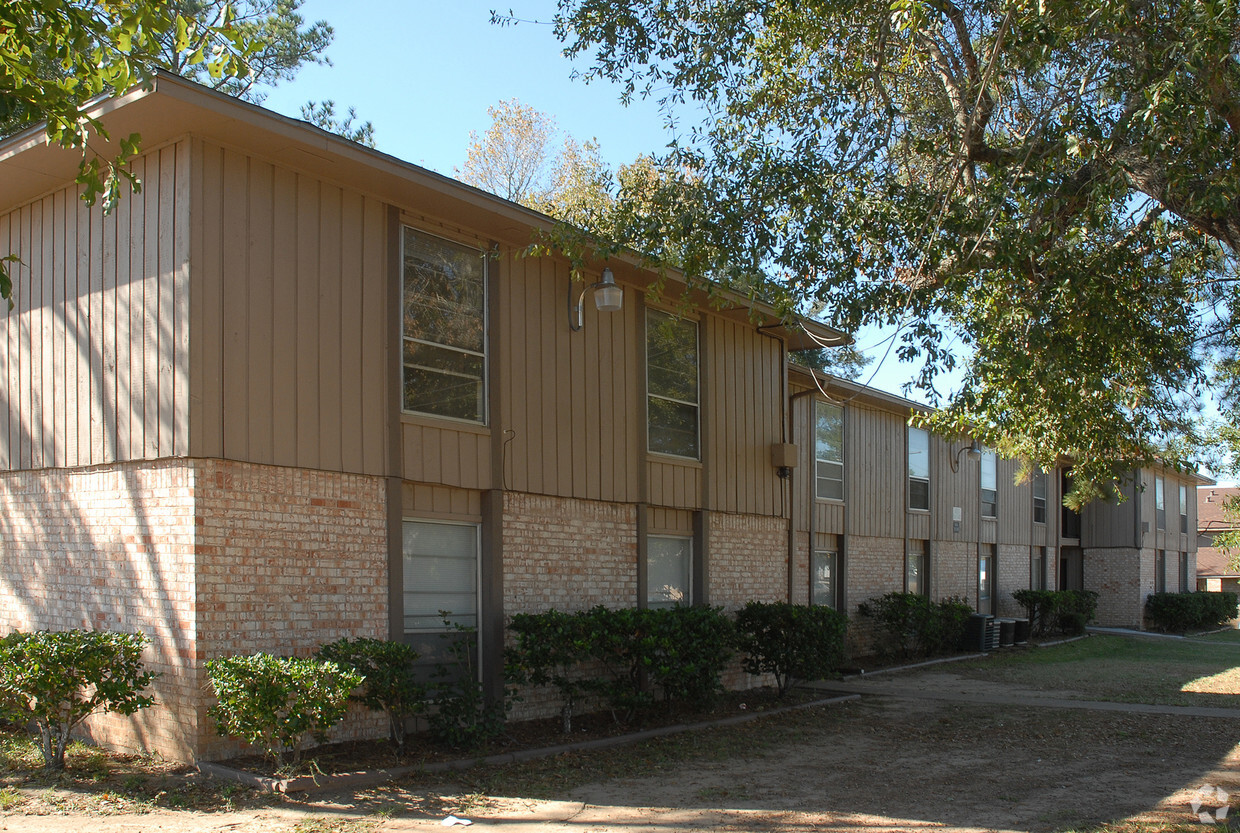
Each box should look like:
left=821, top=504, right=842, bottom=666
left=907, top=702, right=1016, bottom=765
left=646, top=309, right=700, bottom=458
left=1155, top=476, right=1166, bottom=531
left=401, top=227, right=487, bottom=422
left=815, top=401, right=844, bottom=501
left=908, top=426, right=930, bottom=510
left=980, top=450, right=997, bottom=518
left=1180, top=484, right=1189, bottom=534
left=1032, top=469, right=1047, bottom=524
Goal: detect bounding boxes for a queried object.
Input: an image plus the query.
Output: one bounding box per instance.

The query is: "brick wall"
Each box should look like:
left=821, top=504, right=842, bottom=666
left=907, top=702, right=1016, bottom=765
left=0, top=459, right=389, bottom=762
left=933, top=540, right=976, bottom=605
left=708, top=512, right=788, bottom=610
left=997, top=544, right=1031, bottom=618
left=0, top=460, right=199, bottom=759
left=1085, top=547, right=1142, bottom=628
left=502, top=492, right=637, bottom=614
left=843, top=535, right=905, bottom=655
left=193, top=460, right=389, bottom=757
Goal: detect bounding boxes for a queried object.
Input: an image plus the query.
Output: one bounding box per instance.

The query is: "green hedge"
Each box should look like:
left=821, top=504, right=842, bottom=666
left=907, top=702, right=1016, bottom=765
left=508, top=605, right=736, bottom=728
left=1011, top=589, right=1099, bottom=636
left=857, top=593, right=972, bottom=658
left=734, top=601, right=848, bottom=695
left=1145, top=592, right=1239, bottom=633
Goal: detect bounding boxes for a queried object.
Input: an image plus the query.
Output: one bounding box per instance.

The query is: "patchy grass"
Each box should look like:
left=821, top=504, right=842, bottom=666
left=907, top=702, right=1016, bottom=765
left=946, top=634, right=1240, bottom=707
left=1193, top=628, right=1240, bottom=644
left=0, top=729, right=277, bottom=816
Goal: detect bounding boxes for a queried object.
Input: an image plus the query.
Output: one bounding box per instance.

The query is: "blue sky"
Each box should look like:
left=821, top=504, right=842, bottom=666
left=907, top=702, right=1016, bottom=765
left=257, top=1, right=960, bottom=405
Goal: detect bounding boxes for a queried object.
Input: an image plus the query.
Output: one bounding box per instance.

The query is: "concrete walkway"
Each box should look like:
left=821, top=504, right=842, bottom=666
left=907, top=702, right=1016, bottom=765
left=808, top=677, right=1240, bottom=719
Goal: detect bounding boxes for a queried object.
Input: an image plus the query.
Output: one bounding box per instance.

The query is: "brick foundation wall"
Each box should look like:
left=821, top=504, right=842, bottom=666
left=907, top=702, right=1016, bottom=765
left=1085, top=547, right=1142, bottom=628
left=0, top=459, right=389, bottom=762
left=933, top=540, right=976, bottom=605
left=708, top=512, right=788, bottom=610
left=0, top=460, right=199, bottom=759
left=502, top=492, right=637, bottom=614
left=997, top=544, right=1031, bottom=618
left=843, top=535, right=905, bottom=656
left=194, top=460, right=389, bottom=758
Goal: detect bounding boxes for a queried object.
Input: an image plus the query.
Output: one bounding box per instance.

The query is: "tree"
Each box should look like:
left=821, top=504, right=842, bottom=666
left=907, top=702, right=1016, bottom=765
left=517, top=0, right=1240, bottom=502
left=156, top=0, right=331, bottom=103
left=0, top=3, right=253, bottom=301
left=789, top=346, right=874, bottom=382
left=459, top=99, right=612, bottom=225
left=301, top=99, right=376, bottom=147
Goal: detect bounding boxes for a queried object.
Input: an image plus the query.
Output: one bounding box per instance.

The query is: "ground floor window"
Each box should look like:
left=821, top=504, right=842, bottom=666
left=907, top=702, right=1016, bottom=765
left=906, top=540, right=929, bottom=596
left=1031, top=547, right=1048, bottom=591
left=648, top=535, right=692, bottom=608
left=1178, top=552, right=1189, bottom=592
left=402, top=519, right=479, bottom=634
left=812, top=546, right=838, bottom=608
left=1156, top=550, right=1167, bottom=593
left=979, top=545, right=995, bottom=613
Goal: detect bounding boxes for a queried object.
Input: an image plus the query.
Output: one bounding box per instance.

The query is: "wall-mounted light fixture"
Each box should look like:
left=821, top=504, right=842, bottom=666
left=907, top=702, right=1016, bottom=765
left=569, top=267, right=623, bottom=331
left=949, top=439, right=982, bottom=473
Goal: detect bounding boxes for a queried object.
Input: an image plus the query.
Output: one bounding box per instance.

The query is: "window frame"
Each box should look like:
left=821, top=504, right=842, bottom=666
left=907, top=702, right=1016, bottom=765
left=1032, top=470, right=1047, bottom=525
left=1156, top=550, right=1167, bottom=593
left=1155, top=476, right=1166, bottom=531
left=906, top=540, right=929, bottom=597
left=647, top=534, right=693, bottom=608
left=979, top=544, right=995, bottom=613
left=400, top=517, right=481, bottom=637
left=814, top=400, right=844, bottom=502
left=1179, top=484, right=1189, bottom=534
left=908, top=426, right=930, bottom=511
left=812, top=547, right=839, bottom=608
left=1031, top=546, right=1047, bottom=591
left=645, top=309, right=701, bottom=460
left=400, top=226, right=489, bottom=425
left=980, top=449, right=997, bottom=518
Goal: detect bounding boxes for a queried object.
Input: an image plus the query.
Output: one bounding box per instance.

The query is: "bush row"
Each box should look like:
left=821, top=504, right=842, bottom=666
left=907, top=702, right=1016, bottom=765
left=856, top=593, right=973, bottom=658
left=1011, top=589, right=1099, bottom=636
left=1145, top=591, right=1239, bottom=633
left=506, top=602, right=848, bottom=732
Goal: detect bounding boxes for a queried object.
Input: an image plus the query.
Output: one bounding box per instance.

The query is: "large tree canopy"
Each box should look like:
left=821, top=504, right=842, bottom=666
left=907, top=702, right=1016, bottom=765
left=529, top=0, right=1240, bottom=499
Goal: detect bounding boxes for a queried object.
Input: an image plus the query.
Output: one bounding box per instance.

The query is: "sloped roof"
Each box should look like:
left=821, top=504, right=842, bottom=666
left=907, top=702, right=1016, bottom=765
left=0, top=71, right=848, bottom=352
left=1199, top=487, right=1240, bottom=532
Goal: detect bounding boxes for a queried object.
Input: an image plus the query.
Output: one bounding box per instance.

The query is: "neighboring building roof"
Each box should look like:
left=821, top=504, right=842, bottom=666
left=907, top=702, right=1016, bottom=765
left=1197, top=546, right=1238, bottom=578
left=1199, top=487, right=1240, bottom=532
left=0, top=71, right=847, bottom=352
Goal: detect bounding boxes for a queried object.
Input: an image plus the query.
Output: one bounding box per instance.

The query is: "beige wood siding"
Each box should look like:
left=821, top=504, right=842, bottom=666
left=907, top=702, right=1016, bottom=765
left=0, top=142, right=190, bottom=470
left=997, top=458, right=1033, bottom=544
left=703, top=314, right=784, bottom=515
left=495, top=254, right=639, bottom=502
left=191, top=141, right=388, bottom=476
left=848, top=404, right=905, bottom=538
left=1084, top=476, right=1139, bottom=549
left=401, top=481, right=483, bottom=522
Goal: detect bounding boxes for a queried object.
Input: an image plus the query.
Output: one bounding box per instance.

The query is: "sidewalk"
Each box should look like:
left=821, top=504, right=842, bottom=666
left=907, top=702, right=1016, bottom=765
left=807, top=677, right=1240, bottom=718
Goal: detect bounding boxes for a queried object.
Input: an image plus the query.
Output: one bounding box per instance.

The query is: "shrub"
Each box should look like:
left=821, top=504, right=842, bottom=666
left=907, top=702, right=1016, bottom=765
left=507, top=605, right=736, bottom=728
left=315, top=637, right=423, bottom=753
left=857, top=593, right=972, bottom=658
left=507, top=609, right=591, bottom=733
left=1145, top=592, right=1239, bottom=633
left=0, top=629, right=159, bottom=771
left=1012, top=589, right=1099, bottom=636
left=638, top=606, right=735, bottom=705
left=426, top=620, right=509, bottom=748
left=206, top=654, right=362, bottom=769
left=734, top=602, right=848, bottom=695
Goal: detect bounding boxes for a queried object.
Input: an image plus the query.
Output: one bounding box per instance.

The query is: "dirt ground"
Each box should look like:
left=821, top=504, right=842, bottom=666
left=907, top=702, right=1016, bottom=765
left=3, top=689, right=1239, bottom=833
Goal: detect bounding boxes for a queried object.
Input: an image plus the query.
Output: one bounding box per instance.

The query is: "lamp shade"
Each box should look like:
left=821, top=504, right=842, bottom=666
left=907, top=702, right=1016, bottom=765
left=593, top=268, right=623, bottom=312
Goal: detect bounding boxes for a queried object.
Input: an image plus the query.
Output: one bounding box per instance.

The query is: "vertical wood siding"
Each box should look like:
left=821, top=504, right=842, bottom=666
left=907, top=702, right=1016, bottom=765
left=495, top=254, right=638, bottom=502
left=703, top=315, right=784, bottom=516
left=0, top=142, right=190, bottom=470
left=192, top=141, right=387, bottom=476
left=848, top=405, right=906, bottom=538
